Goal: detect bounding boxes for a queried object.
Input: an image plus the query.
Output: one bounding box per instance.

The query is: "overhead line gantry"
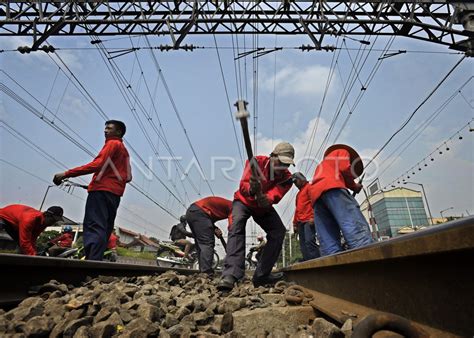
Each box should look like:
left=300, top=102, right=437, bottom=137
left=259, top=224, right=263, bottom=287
left=0, top=1, right=472, bottom=54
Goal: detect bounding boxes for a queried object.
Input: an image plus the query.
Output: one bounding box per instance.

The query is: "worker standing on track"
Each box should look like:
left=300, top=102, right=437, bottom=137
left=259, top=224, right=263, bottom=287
left=53, top=120, right=132, bottom=261
left=218, top=142, right=295, bottom=291
left=185, top=196, right=232, bottom=275
left=292, top=172, right=320, bottom=261
left=0, top=204, right=65, bottom=256
left=309, top=144, right=373, bottom=256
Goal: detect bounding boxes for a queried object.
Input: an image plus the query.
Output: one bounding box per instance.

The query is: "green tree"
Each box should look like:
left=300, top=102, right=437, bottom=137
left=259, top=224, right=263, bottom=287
left=277, top=231, right=302, bottom=268
left=149, top=237, right=160, bottom=244
left=36, top=230, right=60, bottom=252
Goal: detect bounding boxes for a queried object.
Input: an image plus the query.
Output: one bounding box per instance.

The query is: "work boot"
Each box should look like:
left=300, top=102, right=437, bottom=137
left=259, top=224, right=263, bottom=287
left=252, top=272, right=285, bottom=287
left=217, top=275, right=237, bottom=291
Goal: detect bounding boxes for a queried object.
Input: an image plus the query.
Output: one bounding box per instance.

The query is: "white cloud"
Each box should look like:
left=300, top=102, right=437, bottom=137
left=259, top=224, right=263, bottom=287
left=255, top=115, right=330, bottom=175
left=261, top=64, right=337, bottom=98
left=60, top=93, right=89, bottom=120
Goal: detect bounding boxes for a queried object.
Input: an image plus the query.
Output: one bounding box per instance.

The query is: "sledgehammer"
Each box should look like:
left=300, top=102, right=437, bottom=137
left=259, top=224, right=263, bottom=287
left=234, top=100, right=266, bottom=203
left=234, top=100, right=255, bottom=164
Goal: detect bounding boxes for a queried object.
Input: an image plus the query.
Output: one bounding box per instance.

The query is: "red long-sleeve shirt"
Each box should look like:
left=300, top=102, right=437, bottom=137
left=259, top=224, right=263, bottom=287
left=50, top=232, right=73, bottom=248
left=107, top=233, right=118, bottom=249
left=309, top=149, right=358, bottom=205
left=293, top=182, right=314, bottom=225
left=0, top=204, right=46, bottom=255
left=64, top=136, right=132, bottom=197
left=234, top=156, right=292, bottom=210
left=194, top=196, right=233, bottom=227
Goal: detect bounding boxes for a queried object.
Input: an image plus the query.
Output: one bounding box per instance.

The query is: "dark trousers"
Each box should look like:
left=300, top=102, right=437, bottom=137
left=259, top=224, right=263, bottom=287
left=297, top=221, right=320, bottom=261
left=186, top=204, right=215, bottom=274
left=0, top=218, right=19, bottom=242
left=0, top=218, right=20, bottom=252
left=83, top=191, right=120, bottom=261
left=223, top=200, right=286, bottom=280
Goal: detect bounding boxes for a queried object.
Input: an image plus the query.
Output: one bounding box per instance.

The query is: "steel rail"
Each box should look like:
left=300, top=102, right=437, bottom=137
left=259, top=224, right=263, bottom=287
left=282, top=216, right=474, bottom=337
left=0, top=254, right=195, bottom=308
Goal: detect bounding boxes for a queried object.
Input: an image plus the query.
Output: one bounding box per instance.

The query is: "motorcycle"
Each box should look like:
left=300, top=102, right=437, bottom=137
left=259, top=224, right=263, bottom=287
left=245, top=250, right=258, bottom=269
left=38, top=242, right=78, bottom=258
left=74, top=246, right=118, bottom=262
left=156, top=241, right=219, bottom=270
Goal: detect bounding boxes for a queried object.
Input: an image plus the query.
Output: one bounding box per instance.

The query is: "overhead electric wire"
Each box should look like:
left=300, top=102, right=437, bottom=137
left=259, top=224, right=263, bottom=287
left=1, top=124, right=166, bottom=235
left=0, top=81, right=96, bottom=157
left=332, top=35, right=397, bottom=143
left=365, top=54, right=466, bottom=169
left=306, top=1, right=396, bottom=166
left=85, top=35, right=189, bottom=205
left=142, top=35, right=215, bottom=196
left=201, top=1, right=245, bottom=165
left=312, top=35, right=376, bottom=162
left=383, top=118, right=474, bottom=189
left=0, top=79, right=180, bottom=222
left=271, top=34, right=278, bottom=148
left=1, top=121, right=70, bottom=171
left=0, top=158, right=51, bottom=185
left=376, top=76, right=473, bottom=178
left=47, top=46, right=193, bottom=211
left=128, top=37, right=197, bottom=203
left=53, top=47, right=185, bottom=207
left=41, top=66, right=60, bottom=119
left=0, top=46, right=464, bottom=55
left=279, top=36, right=345, bottom=224
left=50, top=44, right=195, bottom=211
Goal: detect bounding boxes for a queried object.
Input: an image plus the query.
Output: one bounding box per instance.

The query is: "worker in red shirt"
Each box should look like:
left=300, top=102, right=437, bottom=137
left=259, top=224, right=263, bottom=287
left=0, top=204, right=65, bottom=255
left=218, top=142, right=294, bottom=291
left=48, top=225, right=74, bottom=256
left=53, top=120, right=132, bottom=261
left=107, top=229, right=119, bottom=262
left=292, top=172, right=320, bottom=261
left=107, top=229, right=119, bottom=250
left=185, top=196, right=232, bottom=275
left=309, top=144, right=373, bottom=256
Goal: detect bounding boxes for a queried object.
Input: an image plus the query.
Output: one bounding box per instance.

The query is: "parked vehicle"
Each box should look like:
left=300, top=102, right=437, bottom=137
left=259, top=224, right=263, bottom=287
left=245, top=250, right=258, bottom=269
left=38, top=242, right=78, bottom=258
left=74, top=246, right=117, bottom=262
left=156, top=240, right=219, bottom=270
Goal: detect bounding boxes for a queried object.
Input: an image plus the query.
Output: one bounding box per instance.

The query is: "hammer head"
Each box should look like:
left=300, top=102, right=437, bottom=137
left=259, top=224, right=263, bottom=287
left=234, top=100, right=250, bottom=120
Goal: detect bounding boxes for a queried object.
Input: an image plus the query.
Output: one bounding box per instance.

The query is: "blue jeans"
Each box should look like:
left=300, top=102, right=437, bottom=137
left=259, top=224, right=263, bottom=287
left=314, top=189, right=373, bottom=256
left=297, top=222, right=320, bottom=261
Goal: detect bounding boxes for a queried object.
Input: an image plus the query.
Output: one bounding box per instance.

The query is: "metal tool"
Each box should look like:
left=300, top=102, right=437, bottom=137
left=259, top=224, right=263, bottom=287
left=234, top=100, right=267, bottom=206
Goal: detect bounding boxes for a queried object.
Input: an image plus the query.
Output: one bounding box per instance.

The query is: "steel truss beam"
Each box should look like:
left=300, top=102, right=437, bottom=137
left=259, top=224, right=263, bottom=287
left=0, top=1, right=472, bottom=52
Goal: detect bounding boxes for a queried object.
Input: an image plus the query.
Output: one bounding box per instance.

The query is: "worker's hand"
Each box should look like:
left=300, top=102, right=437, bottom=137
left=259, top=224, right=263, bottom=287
left=352, top=182, right=363, bottom=194
left=256, top=194, right=271, bottom=208
left=53, top=172, right=67, bottom=186
left=249, top=176, right=261, bottom=195
left=214, top=227, right=223, bottom=238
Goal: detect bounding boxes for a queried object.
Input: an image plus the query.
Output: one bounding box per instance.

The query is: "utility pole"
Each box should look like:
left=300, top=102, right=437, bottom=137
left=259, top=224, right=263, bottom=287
left=440, top=207, right=454, bottom=221
left=404, top=182, right=434, bottom=226
left=39, top=185, right=55, bottom=211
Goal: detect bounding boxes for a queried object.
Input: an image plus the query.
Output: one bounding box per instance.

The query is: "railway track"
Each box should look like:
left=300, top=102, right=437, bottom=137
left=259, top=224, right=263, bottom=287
left=1, top=216, right=472, bottom=336
left=283, top=216, right=474, bottom=337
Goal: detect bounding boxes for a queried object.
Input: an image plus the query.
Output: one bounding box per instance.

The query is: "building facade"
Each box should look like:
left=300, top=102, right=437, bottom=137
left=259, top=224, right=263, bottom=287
left=360, top=187, right=429, bottom=238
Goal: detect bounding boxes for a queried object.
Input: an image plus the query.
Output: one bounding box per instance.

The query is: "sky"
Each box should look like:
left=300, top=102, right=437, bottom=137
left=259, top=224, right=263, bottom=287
left=1, top=29, right=473, bottom=249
